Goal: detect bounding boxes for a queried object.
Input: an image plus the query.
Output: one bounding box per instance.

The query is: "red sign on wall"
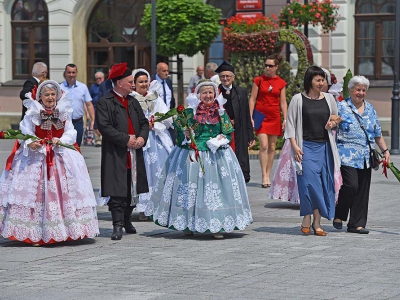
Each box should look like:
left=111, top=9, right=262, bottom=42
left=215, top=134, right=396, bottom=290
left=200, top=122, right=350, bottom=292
left=236, top=12, right=264, bottom=19
left=236, top=0, right=263, bottom=11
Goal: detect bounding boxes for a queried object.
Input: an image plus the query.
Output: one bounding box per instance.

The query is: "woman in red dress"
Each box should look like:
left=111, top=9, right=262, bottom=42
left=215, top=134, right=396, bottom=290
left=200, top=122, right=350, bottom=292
left=249, top=54, right=287, bottom=188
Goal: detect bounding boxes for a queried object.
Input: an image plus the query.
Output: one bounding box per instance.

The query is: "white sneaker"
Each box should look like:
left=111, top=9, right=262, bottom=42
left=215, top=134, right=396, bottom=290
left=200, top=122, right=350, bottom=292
left=213, top=233, right=224, bottom=239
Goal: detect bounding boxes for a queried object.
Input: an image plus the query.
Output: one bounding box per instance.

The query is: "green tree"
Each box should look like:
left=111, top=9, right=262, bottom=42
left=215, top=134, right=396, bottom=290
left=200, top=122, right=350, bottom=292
left=141, top=0, right=221, bottom=104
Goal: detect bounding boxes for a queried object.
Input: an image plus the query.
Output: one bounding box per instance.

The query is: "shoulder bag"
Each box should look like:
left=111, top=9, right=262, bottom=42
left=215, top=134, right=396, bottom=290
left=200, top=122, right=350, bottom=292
left=349, top=108, right=380, bottom=170
left=252, top=76, right=266, bottom=130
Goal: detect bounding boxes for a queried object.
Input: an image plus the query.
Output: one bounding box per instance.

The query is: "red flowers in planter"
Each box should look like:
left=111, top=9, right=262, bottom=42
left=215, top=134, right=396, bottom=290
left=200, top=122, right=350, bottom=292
left=279, top=0, right=340, bottom=33
left=222, top=15, right=283, bottom=55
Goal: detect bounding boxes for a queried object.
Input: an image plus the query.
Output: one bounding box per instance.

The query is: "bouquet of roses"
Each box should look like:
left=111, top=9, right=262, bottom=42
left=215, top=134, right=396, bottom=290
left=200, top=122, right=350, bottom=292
left=154, top=105, right=204, bottom=173
left=377, top=152, right=400, bottom=182
left=0, top=129, right=77, bottom=150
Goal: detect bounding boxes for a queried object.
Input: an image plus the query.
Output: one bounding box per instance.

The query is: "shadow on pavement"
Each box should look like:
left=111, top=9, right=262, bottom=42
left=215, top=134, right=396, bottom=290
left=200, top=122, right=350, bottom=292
left=264, top=202, right=299, bottom=210
left=253, top=226, right=306, bottom=236
left=0, top=237, right=96, bottom=247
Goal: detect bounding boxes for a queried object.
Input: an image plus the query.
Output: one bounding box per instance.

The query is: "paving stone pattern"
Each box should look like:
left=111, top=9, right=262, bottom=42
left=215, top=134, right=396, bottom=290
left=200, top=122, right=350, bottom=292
left=0, top=139, right=399, bottom=300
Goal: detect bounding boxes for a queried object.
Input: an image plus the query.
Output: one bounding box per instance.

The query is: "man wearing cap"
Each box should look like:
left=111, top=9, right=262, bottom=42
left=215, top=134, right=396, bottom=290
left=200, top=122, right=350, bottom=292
left=96, top=62, right=149, bottom=240
left=216, top=61, right=255, bottom=183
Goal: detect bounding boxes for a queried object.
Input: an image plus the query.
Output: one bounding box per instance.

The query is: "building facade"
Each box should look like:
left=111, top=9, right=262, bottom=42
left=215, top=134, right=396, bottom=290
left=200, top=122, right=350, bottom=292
left=0, top=0, right=396, bottom=89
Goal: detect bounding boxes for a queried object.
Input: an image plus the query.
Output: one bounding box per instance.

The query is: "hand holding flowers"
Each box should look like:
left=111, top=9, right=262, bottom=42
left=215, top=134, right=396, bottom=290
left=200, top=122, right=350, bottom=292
left=155, top=105, right=205, bottom=173
left=0, top=129, right=77, bottom=151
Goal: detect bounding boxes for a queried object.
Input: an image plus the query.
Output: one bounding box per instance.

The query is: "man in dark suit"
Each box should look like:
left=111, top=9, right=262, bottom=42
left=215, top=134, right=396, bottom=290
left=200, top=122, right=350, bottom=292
left=97, top=77, right=113, bottom=100
left=216, top=61, right=255, bottom=183
left=151, top=62, right=176, bottom=143
left=151, top=62, right=176, bottom=109
left=94, top=74, right=113, bottom=146
left=19, top=62, right=48, bottom=119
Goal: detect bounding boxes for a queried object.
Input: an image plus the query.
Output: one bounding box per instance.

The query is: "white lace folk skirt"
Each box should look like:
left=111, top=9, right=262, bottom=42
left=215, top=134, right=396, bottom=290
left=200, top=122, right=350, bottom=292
left=0, top=147, right=99, bottom=245
left=145, top=146, right=253, bottom=233
left=137, top=130, right=172, bottom=212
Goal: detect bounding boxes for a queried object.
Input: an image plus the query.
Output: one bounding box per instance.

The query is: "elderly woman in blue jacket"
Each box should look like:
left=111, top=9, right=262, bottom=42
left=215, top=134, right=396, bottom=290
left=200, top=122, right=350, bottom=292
left=333, top=75, right=390, bottom=234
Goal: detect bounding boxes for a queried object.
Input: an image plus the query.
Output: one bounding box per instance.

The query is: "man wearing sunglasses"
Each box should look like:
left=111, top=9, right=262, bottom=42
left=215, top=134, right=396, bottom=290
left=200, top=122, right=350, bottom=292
left=215, top=61, right=255, bottom=183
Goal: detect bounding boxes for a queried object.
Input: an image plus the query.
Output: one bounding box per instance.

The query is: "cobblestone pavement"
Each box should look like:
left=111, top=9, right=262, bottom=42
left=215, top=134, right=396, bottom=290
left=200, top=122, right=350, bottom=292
left=0, top=139, right=400, bottom=300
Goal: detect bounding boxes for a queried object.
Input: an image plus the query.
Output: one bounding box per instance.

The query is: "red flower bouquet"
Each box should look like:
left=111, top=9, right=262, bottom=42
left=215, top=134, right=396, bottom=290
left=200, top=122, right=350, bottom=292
left=0, top=129, right=77, bottom=150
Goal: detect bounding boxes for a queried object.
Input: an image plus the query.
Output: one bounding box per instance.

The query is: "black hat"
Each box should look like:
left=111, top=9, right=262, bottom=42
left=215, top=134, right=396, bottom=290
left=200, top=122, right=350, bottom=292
left=215, top=61, right=234, bottom=73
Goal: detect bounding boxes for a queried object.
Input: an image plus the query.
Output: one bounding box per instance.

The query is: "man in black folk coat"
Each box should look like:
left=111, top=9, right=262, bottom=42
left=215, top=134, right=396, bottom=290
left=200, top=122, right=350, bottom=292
left=96, top=62, right=149, bottom=240
left=19, top=62, right=48, bottom=120
left=215, top=61, right=255, bottom=183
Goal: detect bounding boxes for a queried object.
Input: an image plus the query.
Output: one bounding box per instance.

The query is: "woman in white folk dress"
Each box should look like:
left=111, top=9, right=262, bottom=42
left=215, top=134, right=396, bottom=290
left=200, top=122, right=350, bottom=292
left=0, top=80, right=99, bottom=245
left=130, top=69, right=173, bottom=221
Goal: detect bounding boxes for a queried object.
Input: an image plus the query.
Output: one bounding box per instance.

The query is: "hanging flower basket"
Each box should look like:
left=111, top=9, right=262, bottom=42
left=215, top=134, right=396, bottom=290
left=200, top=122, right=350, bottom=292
left=223, top=31, right=283, bottom=55
left=279, top=0, right=340, bottom=33
left=222, top=14, right=283, bottom=55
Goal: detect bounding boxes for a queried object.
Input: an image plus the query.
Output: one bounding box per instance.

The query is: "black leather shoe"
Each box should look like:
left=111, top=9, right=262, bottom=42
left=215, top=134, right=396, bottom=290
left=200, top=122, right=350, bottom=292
left=111, top=223, right=123, bottom=240
left=333, top=220, right=343, bottom=230
left=347, top=227, right=369, bottom=234
left=124, top=221, right=137, bottom=234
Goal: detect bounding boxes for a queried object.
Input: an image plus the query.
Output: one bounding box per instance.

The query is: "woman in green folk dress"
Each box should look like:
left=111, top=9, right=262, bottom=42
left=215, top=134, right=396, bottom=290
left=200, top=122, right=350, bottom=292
left=145, top=80, right=253, bottom=239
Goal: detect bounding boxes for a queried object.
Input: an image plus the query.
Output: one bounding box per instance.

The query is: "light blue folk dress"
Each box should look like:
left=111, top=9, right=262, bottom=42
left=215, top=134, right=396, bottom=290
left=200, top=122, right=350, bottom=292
left=145, top=103, right=253, bottom=233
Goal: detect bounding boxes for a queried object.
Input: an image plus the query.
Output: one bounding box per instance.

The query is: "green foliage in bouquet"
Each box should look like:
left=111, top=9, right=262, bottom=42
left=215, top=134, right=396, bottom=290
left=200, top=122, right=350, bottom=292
left=342, top=69, right=353, bottom=99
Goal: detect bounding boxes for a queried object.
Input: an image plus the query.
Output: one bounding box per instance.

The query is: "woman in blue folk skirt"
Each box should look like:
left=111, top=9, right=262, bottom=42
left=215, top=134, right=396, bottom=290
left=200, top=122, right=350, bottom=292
left=145, top=80, right=252, bottom=239
left=285, top=66, right=341, bottom=236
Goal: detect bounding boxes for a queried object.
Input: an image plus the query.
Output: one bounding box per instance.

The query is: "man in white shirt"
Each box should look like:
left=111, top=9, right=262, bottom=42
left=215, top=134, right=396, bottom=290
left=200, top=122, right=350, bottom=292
left=187, top=66, right=205, bottom=94
left=60, top=63, right=95, bottom=146
left=205, top=62, right=221, bottom=86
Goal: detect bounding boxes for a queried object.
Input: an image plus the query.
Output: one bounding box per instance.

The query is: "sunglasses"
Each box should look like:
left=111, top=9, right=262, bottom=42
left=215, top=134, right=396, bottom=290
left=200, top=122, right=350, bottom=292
left=265, top=64, right=276, bottom=68
left=95, top=77, right=103, bottom=80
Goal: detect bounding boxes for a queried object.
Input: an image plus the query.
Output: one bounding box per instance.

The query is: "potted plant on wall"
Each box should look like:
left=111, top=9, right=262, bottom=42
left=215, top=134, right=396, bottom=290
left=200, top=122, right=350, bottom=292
left=279, top=0, right=340, bottom=33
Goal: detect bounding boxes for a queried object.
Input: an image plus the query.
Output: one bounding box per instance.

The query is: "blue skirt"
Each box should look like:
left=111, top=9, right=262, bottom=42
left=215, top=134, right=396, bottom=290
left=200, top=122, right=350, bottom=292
left=296, top=140, right=335, bottom=219
left=145, top=147, right=253, bottom=233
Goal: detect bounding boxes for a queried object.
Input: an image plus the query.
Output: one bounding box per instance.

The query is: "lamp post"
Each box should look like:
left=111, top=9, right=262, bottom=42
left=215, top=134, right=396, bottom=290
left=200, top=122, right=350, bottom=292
left=151, top=0, right=156, bottom=74
left=286, top=0, right=291, bottom=62
left=304, top=0, right=308, bottom=37
left=391, top=0, right=400, bottom=155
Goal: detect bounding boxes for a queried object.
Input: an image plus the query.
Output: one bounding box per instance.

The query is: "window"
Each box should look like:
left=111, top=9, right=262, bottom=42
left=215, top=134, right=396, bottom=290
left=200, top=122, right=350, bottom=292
left=87, top=0, right=151, bottom=85
left=205, top=0, right=236, bottom=66
left=11, top=0, right=49, bottom=79
left=355, top=0, right=396, bottom=79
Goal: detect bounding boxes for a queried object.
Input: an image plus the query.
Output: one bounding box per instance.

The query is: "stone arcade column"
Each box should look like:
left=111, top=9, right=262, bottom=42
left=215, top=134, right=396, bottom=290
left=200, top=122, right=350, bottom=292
left=47, top=0, right=97, bottom=84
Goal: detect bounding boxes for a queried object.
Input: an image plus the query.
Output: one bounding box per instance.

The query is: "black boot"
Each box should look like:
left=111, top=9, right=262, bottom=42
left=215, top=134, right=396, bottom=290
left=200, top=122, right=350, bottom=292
left=124, top=206, right=137, bottom=234
left=111, top=210, right=124, bottom=240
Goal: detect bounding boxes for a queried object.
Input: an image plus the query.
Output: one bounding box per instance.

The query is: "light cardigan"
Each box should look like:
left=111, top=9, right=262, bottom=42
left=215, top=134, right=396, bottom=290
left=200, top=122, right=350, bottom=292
left=284, top=92, right=341, bottom=174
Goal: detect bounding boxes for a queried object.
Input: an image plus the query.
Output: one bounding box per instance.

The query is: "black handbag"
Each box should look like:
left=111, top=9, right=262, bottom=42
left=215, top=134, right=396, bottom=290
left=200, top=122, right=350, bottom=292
left=350, top=108, right=380, bottom=170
